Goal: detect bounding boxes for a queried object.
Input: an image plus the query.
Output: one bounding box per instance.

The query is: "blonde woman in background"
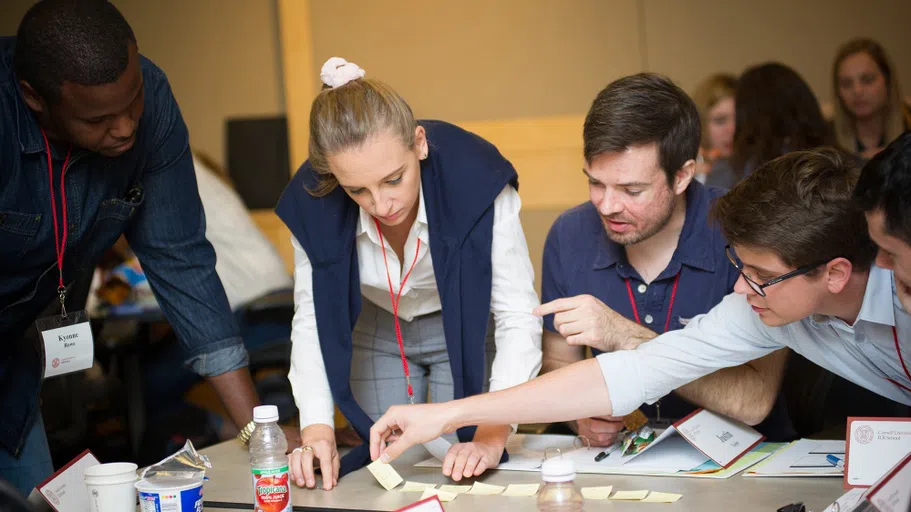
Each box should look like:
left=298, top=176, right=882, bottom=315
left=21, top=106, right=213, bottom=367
left=691, top=73, right=737, bottom=182
left=833, top=38, right=911, bottom=160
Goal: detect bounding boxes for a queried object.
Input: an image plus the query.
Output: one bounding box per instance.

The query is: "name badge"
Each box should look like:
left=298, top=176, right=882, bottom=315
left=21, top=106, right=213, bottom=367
left=36, top=310, right=94, bottom=379
left=845, top=416, right=911, bottom=488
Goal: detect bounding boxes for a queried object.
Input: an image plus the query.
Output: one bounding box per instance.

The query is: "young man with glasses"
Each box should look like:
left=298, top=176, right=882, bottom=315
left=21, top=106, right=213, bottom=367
left=366, top=148, right=911, bottom=461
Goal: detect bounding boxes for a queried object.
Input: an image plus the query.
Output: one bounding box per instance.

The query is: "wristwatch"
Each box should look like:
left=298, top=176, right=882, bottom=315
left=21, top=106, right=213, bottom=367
left=237, top=420, right=257, bottom=445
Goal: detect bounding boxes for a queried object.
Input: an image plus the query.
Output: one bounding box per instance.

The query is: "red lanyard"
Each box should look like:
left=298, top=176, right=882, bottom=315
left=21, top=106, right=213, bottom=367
left=373, top=217, right=422, bottom=404
left=888, top=325, right=911, bottom=393
left=624, top=272, right=680, bottom=334
left=41, top=131, right=73, bottom=315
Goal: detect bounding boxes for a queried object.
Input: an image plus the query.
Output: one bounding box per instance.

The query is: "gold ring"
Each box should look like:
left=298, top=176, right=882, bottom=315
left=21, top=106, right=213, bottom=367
left=302, top=445, right=314, bottom=452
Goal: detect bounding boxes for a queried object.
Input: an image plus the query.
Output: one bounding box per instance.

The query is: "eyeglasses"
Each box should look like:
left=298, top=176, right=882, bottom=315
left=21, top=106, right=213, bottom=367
left=724, top=245, right=828, bottom=297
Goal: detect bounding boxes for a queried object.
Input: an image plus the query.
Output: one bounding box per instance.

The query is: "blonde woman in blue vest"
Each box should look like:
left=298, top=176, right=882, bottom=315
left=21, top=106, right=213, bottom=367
left=276, top=58, right=543, bottom=490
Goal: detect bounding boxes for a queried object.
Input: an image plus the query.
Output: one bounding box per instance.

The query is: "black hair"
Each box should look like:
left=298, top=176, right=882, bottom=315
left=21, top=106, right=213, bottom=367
left=14, top=0, right=136, bottom=104
left=855, top=131, right=911, bottom=244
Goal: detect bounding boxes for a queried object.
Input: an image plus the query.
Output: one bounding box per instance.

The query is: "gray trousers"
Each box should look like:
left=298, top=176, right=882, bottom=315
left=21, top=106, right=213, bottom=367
left=351, top=299, right=495, bottom=421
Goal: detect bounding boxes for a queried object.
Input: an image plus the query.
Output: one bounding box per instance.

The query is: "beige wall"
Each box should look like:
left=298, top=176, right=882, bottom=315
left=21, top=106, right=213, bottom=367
left=1, top=0, right=284, bottom=168
left=309, top=0, right=642, bottom=123
left=306, top=0, right=911, bottom=124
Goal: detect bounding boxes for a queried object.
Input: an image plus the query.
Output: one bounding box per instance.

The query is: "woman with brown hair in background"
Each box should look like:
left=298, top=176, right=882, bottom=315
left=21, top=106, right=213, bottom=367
left=691, top=73, right=737, bottom=183
left=833, top=37, right=911, bottom=160
left=706, top=63, right=831, bottom=190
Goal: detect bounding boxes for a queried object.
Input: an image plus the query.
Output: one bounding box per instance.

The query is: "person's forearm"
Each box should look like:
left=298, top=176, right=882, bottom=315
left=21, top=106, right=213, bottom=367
left=473, top=424, right=512, bottom=445
left=616, top=322, right=657, bottom=351
left=541, top=330, right=585, bottom=374
left=541, top=353, right=577, bottom=375
left=674, top=349, right=788, bottom=425
left=674, top=367, right=767, bottom=424
left=445, top=359, right=612, bottom=431
left=207, top=367, right=260, bottom=428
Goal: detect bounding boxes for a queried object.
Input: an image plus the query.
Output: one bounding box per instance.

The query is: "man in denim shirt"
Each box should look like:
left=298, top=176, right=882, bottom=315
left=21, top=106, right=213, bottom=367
left=1, top=1, right=266, bottom=493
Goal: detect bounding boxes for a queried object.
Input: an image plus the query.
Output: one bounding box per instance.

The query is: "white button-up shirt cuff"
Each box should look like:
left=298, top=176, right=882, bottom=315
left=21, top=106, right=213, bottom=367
left=596, top=350, right=645, bottom=417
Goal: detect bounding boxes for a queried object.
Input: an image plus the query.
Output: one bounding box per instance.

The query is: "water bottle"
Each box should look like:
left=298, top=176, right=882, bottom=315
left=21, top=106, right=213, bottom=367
left=537, top=458, right=584, bottom=511
left=249, top=405, right=292, bottom=512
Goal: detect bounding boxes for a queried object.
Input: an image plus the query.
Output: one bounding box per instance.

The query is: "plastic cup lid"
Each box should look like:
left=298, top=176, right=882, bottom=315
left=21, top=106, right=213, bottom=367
left=253, top=405, right=279, bottom=423
left=135, top=477, right=204, bottom=492
left=541, top=458, right=575, bottom=481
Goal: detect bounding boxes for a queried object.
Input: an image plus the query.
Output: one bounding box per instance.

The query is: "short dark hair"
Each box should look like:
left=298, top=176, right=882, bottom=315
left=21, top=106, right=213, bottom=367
left=855, top=132, right=911, bottom=244
left=583, top=73, right=701, bottom=184
left=731, top=63, right=831, bottom=172
left=713, top=148, right=876, bottom=272
left=14, top=0, right=136, bottom=105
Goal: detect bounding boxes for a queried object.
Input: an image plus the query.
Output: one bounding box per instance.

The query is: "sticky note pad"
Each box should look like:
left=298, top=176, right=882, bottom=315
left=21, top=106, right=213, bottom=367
left=401, top=481, right=437, bottom=492
left=366, top=459, right=404, bottom=491
left=439, top=485, right=472, bottom=494
left=466, top=482, right=506, bottom=495
left=502, top=483, right=540, bottom=497
left=581, top=486, right=613, bottom=500
left=642, top=491, right=683, bottom=503
left=610, top=490, right=649, bottom=500
left=420, top=488, right=459, bottom=502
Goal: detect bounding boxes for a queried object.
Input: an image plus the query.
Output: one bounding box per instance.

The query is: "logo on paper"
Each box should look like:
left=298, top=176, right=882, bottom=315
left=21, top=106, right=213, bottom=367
left=52, top=358, right=60, bottom=368
left=855, top=425, right=874, bottom=445
left=44, top=489, right=60, bottom=505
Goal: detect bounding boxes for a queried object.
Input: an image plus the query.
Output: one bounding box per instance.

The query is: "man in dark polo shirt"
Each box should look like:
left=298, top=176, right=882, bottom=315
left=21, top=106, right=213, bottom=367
left=536, top=74, right=794, bottom=444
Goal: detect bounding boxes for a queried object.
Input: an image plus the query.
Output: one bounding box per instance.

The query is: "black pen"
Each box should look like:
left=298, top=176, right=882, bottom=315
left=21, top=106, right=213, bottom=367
left=593, top=442, right=621, bottom=462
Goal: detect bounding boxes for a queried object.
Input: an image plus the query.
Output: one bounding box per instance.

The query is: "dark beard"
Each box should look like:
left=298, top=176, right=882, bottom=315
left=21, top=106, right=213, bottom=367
left=602, top=201, right=676, bottom=246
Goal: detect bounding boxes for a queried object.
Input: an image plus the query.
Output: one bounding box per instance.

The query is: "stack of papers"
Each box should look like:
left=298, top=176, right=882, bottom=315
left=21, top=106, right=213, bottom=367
left=744, top=439, right=844, bottom=477
left=417, top=434, right=779, bottom=479
left=417, top=409, right=773, bottom=478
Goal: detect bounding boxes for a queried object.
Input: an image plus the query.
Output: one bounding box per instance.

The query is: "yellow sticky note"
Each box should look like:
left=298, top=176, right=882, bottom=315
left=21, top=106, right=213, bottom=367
left=466, top=482, right=506, bottom=495
left=502, top=483, right=540, bottom=497
left=420, top=488, right=459, bottom=502
left=401, top=481, right=437, bottom=492
left=610, top=490, right=649, bottom=500
left=642, top=491, right=683, bottom=503
left=366, top=459, right=403, bottom=491
left=439, top=485, right=472, bottom=494
left=581, top=486, right=614, bottom=500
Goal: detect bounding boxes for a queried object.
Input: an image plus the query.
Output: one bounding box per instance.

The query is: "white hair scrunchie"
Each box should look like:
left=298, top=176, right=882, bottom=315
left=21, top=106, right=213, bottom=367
left=320, top=57, right=366, bottom=88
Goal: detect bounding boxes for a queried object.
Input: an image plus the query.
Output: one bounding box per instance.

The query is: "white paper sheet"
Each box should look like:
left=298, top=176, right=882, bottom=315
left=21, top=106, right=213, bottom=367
left=744, top=439, right=844, bottom=477
left=416, top=432, right=709, bottom=475
left=422, top=437, right=453, bottom=461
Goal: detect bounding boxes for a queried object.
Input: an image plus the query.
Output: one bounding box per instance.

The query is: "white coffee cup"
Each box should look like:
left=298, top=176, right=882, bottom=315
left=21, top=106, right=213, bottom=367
left=84, top=462, right=138, bottom=512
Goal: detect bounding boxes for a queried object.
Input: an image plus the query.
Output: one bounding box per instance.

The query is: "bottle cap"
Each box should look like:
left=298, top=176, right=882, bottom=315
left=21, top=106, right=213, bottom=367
left=541, top=458, right=575, bottom=483
left=253, top=405, right=279, bottom=423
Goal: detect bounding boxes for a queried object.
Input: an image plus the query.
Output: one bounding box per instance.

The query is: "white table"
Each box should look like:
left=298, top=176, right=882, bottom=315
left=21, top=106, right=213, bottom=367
left=199, top=439, right=847, bottom=511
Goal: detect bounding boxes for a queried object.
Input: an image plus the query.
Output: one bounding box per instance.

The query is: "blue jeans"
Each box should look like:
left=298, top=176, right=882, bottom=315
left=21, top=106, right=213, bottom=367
left=0, top=414, right=53, bottom=496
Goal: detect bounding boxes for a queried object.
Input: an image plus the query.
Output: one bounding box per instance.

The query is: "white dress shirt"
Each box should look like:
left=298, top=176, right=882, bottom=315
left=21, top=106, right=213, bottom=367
left=289, top=184, right=543, bottom=427
left=598, top=265, right=911, bottom=416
